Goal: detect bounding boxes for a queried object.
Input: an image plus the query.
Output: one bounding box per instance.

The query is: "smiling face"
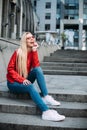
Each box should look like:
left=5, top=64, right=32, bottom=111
left=26, top=33, right=35, bottom=48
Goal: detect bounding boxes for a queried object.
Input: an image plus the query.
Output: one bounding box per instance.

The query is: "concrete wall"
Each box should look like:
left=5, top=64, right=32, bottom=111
left=0, top=39, right=60, bottom=82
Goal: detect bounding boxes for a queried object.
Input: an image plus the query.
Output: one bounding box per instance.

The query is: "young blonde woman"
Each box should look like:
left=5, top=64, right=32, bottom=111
left=7, top=32, right=65, bottom=121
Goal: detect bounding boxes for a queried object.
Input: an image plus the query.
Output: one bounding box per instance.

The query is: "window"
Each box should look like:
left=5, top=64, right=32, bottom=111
left=65, top=0, right=79, bottom=4
left=84, top=0, right=87, bottom=4
left=45, top=13, right=51, bottom=19
left=57, top=3, right=60, bottom=9
left=34, top=0, right=37, bottom=6
left=83, top=1, right=87, bottom=19
left=64, top=0, right=79, bottom=19
left=45, top=2, right=51, bottom=9
left=45, top=24, right=50, bottom=30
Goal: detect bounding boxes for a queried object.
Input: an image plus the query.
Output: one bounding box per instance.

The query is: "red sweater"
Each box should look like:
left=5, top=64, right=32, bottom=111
left=7, top=50, right=40, bottom=83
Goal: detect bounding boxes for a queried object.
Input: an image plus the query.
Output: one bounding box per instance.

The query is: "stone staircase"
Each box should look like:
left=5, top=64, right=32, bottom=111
left=0, top=49, right=87, bottom=130
left=41, top=50, right=87, bottom=76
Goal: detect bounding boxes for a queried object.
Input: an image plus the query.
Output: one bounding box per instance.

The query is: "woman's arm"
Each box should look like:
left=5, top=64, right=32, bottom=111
left=31, top=50, right=40, bottom=68
left=31, top=42, right=40, bottom=68
left=7, top=51, right=25, bottom=83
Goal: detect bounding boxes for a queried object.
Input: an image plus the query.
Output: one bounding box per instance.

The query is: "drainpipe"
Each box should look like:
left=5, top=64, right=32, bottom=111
left=79, top=0, right=83, bottom=50
left=60, top=0, right=64, bottom=48
left=0, top=0, right=2, bottom=37
left=19, top=0, right=23, bottom=38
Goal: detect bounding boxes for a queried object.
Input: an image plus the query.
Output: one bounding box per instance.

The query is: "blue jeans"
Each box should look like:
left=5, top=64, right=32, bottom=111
left=7, top=67, right=49, bottom=112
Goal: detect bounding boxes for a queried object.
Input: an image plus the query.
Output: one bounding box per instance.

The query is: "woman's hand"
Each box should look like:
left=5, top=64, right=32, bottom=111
left=23, top=79, right=31, bottom=85
left=32, top=42, right=39, bottom=51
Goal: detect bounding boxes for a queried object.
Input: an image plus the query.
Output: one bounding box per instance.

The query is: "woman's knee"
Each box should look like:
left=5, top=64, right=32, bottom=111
left=26, top=84, right=39, bottom=97
left=27, top=84, right=37, bottom=92
left=34, top=67, right=43, bottom=75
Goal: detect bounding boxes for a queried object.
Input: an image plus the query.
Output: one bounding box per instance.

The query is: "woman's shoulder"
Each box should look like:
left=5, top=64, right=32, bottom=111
left=12, top=49, right=18, bottom=56
left=13, top=49, right=18, bottom=54
left=15, top=48, right=21, bottom=55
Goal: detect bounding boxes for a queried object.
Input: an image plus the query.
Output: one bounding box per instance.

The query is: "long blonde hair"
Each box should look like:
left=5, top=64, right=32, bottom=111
left=16, top=32, right=30, bottom=78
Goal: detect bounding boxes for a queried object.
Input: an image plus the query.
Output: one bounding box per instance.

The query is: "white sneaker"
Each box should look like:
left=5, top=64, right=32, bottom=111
left=43, top=95, right=61, bottom=106
left=42, top=109, right=65, bottom=121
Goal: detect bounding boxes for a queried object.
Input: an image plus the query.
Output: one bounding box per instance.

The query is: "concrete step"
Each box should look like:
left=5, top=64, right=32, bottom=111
left=0, top=84, right=87, bottom=103
left=43, top=69, right=87, bottom=76
left=41, top=60, right=87, bottom=75
left=0, top=75, right=87, bottom=102
left=50, top=53, right=87, bottom=58
left=42, top=50, right=87, bottom=76
left=52, top=50, right=87, bottom=54
left=0, top=112, right=87, bottom=130
left=50, top=54, right=87, bottom=58
left=0, top=97, right=87, bottom=117
left=44, top=57, right=87, bottom=63
left=0, top=88, right=87, bottom=103
left=41, top=65, right=87, bottom=71
left=41, top=62, right=87, bottom=67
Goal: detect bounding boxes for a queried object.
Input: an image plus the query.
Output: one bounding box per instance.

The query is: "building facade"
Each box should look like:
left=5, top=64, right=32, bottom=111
left=0, top=0, right=39, bottom=39
left=32, top=0, right=87, bottom=50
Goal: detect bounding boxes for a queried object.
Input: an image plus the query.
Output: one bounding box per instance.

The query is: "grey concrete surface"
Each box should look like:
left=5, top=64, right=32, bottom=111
left=45, top=75, right=87, bottom=95
left=1, top=75, right=87, bottom=95
left=0, top=74, right=87, bottom=103
left=0, top=97, right=87, bottom=117
left=0, top=113, right=87, bottom=130
left=0, top=74, right=87, bottom=98
left=0, top=75, right=87, bottom=129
